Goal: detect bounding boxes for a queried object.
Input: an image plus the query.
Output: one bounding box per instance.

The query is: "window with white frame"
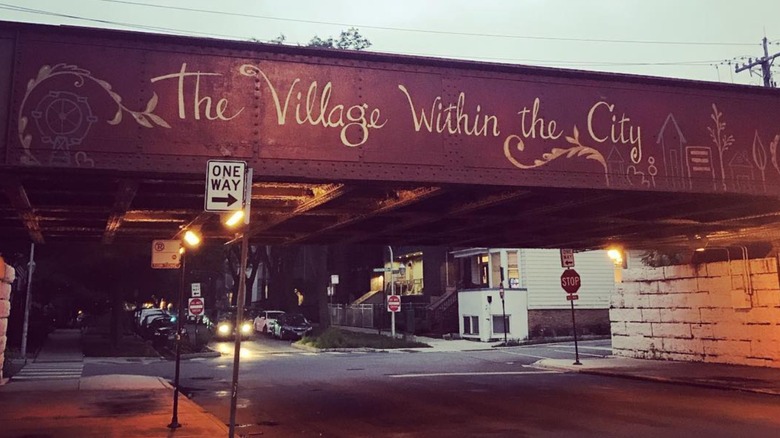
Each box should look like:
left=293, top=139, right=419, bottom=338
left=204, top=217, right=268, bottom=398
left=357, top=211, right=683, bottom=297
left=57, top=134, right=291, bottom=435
left=492, top=314, right=510, bottom=334
left=463, top=315, right=480, bottom=334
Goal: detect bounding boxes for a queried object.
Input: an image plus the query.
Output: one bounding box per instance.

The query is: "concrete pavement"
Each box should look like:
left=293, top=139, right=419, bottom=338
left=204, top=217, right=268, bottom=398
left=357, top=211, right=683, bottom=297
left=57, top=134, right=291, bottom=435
left=4, top=328, right=780, bottom=437
left=0, top=329, right=227, bottom=437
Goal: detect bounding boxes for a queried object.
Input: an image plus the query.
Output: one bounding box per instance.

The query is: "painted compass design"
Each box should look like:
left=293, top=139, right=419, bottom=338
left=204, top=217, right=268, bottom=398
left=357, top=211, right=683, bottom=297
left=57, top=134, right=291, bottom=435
left=31, top=91, right=97, bottom=165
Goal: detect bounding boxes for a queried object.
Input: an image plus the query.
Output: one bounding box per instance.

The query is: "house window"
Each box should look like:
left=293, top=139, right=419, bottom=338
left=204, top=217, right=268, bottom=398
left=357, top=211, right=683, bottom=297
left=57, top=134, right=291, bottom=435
left=463, top=315, right=480, bottom=334
left=479, top=255, right=489, bottom=286
left=507, top=251, right=520, bottom=288
left=492, top=314, right=510, bottom=334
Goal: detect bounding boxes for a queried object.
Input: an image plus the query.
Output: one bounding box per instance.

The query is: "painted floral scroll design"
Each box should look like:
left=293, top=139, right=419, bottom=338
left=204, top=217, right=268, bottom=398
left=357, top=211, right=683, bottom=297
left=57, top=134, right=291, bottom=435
left=707, top=104, right=734, bottom=191
left=503, top=125, right=608, bottom=184
left=18, top=63, right=170, bottom=165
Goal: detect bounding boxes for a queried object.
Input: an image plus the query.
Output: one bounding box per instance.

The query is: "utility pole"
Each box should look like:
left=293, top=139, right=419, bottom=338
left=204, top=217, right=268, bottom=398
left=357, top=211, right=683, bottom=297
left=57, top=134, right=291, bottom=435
left=735, top=37, right=780, bottom=87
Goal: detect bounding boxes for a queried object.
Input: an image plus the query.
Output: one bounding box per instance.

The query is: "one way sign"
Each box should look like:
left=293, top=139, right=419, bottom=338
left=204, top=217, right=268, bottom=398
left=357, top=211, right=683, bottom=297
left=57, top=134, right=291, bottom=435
left=205, top=160, right=246, bottom=212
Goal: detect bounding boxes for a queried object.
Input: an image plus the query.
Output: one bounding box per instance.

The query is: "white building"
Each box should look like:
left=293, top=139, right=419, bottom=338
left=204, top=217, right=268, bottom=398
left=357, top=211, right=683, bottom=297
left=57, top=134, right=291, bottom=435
left=453, top=248, right=616, bottom=342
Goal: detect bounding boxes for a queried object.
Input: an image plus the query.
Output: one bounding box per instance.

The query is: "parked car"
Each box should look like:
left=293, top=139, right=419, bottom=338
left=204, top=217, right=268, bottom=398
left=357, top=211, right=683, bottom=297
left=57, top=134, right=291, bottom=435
left=214, top=309, right=254, bottom=340
left=254, top=310, right=285, bottom=335
left=134, top=308, right=166, bottom=329
left=271, top=313, right=313, bottom=340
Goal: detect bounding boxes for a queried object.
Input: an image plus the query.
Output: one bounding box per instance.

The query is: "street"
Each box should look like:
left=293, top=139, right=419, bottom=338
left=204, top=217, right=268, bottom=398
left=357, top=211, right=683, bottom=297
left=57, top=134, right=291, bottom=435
left=81, top=336, right=780, bottom=437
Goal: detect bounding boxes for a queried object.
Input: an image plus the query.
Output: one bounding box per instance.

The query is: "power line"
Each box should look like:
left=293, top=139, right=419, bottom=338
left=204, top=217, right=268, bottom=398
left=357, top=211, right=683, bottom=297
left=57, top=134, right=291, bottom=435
left=0, top=2, right=754, bottom=74
left=96, top=0, right=757, bottom=47
left=0, top=3, right=270, bottom=41
left=735, top=37, right=780, bottom=87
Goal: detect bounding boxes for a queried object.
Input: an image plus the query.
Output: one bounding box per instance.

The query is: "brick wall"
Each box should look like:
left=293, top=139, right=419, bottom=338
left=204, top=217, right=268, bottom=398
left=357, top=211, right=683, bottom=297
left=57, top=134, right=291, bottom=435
left=1, top=257, right=16, bottom=382
left=529, top=309, right=610, bottom=338
left=611, top=257, right=780, bottom=368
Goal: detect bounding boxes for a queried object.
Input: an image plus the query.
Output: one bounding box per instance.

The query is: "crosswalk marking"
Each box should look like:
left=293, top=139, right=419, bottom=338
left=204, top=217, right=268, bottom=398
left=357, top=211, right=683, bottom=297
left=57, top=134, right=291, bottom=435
left=12, top=362, right=84, bottom=381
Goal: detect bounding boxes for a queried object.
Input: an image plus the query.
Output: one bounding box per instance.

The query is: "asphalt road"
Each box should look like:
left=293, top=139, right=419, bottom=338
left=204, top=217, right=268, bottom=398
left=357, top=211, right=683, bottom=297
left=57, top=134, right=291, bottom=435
left=84, top=337, right=780, bottom=437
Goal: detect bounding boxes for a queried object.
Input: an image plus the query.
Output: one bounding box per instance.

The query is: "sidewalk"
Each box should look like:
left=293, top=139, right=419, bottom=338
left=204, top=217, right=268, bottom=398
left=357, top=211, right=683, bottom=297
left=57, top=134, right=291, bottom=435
left=0, top=329, right=227, bottom=437
left=536, top=356, right=780, bottom=396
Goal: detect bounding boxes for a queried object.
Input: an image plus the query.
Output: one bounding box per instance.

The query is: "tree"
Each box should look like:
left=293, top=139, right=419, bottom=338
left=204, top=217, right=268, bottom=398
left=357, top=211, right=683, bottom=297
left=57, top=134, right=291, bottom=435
left=307, top=27, right=372, bottom=50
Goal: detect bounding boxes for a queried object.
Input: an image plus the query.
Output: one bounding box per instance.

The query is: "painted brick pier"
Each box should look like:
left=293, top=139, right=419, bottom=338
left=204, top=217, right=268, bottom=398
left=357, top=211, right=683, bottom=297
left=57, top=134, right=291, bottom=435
left=611, top=257, right=780, bottom=368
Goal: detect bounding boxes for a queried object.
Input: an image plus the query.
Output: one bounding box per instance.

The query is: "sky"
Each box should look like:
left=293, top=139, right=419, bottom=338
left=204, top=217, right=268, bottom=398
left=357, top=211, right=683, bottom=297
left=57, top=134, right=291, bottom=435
left=1, top=0, right=779, bottom=87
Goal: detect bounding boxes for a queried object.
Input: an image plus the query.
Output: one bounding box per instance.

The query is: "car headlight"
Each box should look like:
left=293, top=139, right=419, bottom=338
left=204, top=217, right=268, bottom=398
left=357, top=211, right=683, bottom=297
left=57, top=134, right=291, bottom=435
left=241, top=323, right=252, bottom=334
left=218, top=323, right=231, bottom=335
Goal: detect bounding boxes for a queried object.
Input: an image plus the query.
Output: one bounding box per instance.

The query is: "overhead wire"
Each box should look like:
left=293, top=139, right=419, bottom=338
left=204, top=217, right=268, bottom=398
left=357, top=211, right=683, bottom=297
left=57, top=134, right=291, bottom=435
left=0, top=1, right=761, bottom=72
left=96, top=0, right=758, bottom=47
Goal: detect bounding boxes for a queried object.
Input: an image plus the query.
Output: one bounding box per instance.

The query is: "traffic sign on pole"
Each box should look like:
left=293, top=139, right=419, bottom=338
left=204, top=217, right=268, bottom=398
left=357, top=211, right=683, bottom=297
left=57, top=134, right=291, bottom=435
left=151, top=240, right=181, bottom=269
left=188, top=297, right=205, bottom=316
left=560, top=249, right=575, bottom=268
left=387, top=294, right=401, bottom=312
left=560, top=269, right=581, bottom=294
left=205, top=160, right=246, bottom=212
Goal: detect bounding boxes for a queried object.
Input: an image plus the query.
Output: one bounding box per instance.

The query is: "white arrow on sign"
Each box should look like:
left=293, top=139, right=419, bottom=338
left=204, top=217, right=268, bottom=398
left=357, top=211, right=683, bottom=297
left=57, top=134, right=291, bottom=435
left=205, top=160, right=246, bottom=212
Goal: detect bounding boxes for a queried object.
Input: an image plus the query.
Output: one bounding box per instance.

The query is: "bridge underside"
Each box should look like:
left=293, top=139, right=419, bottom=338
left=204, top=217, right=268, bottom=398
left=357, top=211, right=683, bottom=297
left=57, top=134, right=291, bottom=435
left=2, top=168, right=779, bottom=251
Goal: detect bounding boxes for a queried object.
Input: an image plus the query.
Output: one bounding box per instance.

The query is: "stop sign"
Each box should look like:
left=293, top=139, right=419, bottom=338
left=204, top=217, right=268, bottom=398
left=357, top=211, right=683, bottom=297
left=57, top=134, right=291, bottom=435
left=188, top=297, right=205, bottom=316
left=387, top=294, right=401, bottom=312
left=560, top=269, right=581, bottom=294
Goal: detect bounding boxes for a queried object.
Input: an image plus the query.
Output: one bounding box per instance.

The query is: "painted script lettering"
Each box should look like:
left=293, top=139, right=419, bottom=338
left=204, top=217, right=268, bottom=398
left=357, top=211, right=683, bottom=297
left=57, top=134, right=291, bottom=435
left=587, top=100, right=643, bottom=163
left=239, top=64, right=386, bottom=147
left=151, top=63, right=244, bottom=121
left=397, top=85, right=500, bottom=137
left=517, top=98, right=563, bottom=140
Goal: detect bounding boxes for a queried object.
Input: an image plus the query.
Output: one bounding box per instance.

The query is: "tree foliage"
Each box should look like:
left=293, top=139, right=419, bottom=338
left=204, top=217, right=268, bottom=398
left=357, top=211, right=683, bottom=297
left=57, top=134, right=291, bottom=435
left=307, top=27, right=372, bottom=50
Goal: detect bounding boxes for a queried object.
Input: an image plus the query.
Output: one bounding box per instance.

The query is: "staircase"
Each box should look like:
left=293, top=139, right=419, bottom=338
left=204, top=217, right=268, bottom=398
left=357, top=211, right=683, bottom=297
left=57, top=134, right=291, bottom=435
left=426, top=288, right=459, bottom=335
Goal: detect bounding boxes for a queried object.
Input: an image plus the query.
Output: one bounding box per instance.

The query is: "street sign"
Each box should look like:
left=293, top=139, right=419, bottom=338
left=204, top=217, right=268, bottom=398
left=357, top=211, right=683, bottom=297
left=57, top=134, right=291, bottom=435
left=566, top=294, right=579, bottom=301
left=387, top=294, right=401, bottom=312
left=560, top=249, right=575, bottom=268
left=373, top=267, right=392, bottom=272
left=188, top=297, right=205, bottom=316
left=499, top=286, right=505, bottom=300
left=205, top=160, right=246, bottom=212
left=191, top=283, right=201, bottom=297
left=331, top=274, right=339, bottom=285
left=151, top=240, right=181, bottom=269
left=560, top=269, right=581, bottom=294
left=327, top=286, right=334, bottom=296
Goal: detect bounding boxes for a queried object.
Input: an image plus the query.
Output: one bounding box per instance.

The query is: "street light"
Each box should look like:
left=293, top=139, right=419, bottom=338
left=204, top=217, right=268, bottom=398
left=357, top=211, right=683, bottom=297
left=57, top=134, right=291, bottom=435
left=168, top=229, right=201, bottom=430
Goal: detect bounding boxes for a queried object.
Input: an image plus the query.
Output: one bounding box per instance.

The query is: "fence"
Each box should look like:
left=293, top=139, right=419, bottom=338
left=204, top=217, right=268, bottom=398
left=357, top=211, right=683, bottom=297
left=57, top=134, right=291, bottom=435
left=328, top=303, right=429, bottom=332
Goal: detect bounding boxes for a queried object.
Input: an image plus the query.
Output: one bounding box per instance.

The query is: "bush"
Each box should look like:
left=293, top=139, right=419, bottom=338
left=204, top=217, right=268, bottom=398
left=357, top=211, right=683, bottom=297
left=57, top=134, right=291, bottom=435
left=300, top=327, right=429, bottom=349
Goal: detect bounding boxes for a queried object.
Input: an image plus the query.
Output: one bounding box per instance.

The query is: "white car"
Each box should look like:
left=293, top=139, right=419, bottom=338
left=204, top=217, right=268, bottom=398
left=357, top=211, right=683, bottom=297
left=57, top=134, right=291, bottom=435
left=254, top=310, right=285, bottom=335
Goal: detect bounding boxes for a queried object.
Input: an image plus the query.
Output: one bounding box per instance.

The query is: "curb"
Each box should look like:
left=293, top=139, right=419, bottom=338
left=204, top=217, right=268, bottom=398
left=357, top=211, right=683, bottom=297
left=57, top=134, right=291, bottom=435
left=160, top=347, right=221, bottom=360
left=534, top=359, right=780, bottom=398
left=577, top=369, right=780, bottom=397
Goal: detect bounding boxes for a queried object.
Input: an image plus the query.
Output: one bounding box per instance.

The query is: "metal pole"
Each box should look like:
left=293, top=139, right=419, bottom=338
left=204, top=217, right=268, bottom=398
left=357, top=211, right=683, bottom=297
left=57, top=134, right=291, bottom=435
left=570, top=298, right=581, bottom=365
left=500, top=294, right=507, bottom=345
left=21, top=242, right=35, bottom=359
left=228, top=231, right=249, bottom=438
left=168, top=250, right=186, bottom=429
left=389, top=245, right=395, bottom=338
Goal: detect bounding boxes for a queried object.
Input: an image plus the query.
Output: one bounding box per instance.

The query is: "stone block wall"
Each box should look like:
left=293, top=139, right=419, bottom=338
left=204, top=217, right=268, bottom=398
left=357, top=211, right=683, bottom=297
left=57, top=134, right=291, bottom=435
left=1, top=257, right=16, bottom=382
left=611, top=257, right=780, bottom=368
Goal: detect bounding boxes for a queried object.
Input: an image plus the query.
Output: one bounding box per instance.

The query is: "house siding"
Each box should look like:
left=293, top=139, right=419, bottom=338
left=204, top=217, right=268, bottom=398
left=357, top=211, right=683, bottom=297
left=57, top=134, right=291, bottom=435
left=524, top=249, right=614, bottom=310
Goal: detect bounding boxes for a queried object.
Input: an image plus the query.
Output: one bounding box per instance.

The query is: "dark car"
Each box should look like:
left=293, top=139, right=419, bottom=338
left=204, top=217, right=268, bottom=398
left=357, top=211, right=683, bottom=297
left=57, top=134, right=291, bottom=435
left=214, top=309, right=254, bottom=340
left=271, top=313, right=313, bottom=340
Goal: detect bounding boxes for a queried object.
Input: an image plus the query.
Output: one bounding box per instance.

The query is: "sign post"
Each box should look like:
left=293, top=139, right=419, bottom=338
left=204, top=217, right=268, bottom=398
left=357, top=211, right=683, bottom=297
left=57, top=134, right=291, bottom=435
left=227, top=165, right=252, bottom=438
left=560, top=267, right=582, bottom=365
left=168, top=243, right=185, bottom=429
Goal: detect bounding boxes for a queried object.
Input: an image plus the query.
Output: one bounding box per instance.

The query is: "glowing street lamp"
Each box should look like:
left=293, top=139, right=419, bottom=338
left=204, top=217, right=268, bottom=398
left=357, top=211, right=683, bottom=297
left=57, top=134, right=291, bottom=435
left=169, top=228, right=201, bottom=430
